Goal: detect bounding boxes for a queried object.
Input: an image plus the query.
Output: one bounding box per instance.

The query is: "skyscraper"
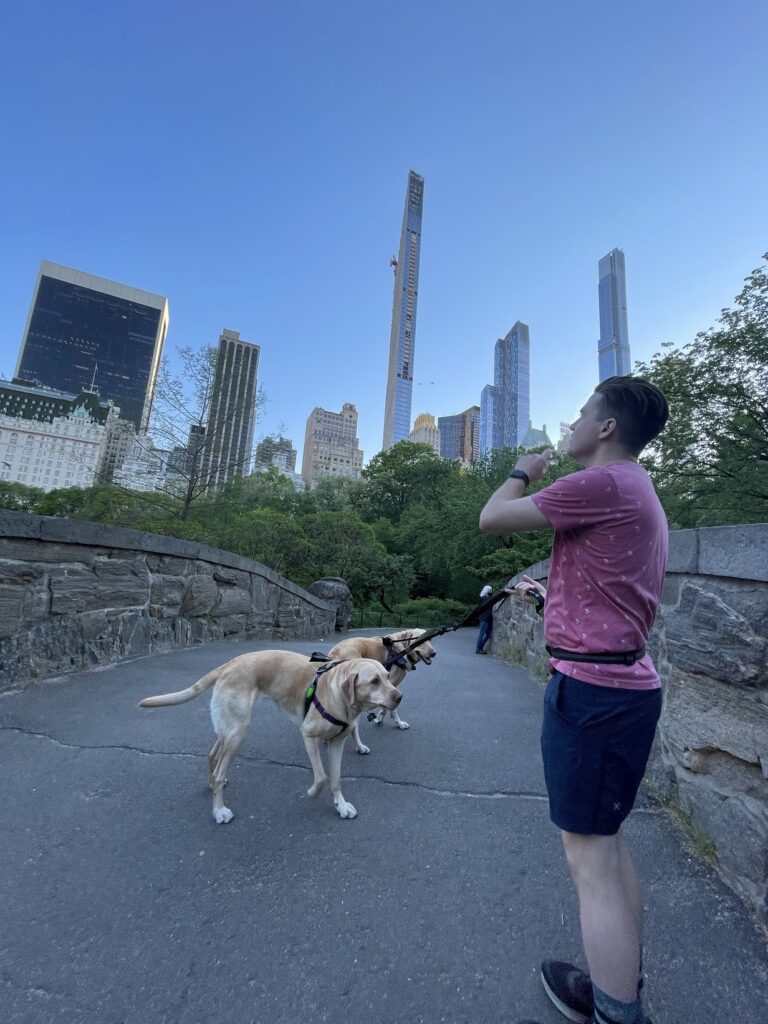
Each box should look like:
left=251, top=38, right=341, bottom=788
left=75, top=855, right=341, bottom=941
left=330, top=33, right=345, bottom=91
left=479, top=384, right=500, bottom=456
left=438, top=406, right=480, bottom=464
left=16, top=260, right=169, bottom=432
left=494, top=321, right=530, bottom=450
left=200, top=329, right=260, bottom=491
left=382, top=171, right=425, bottom=450
left=598, top=248, right=631, bottom=381
left=478, top=323, right=531, bottom=456
left=408, top=412, right=440, bottom=455
left=302, top=403, right=363, bottom=489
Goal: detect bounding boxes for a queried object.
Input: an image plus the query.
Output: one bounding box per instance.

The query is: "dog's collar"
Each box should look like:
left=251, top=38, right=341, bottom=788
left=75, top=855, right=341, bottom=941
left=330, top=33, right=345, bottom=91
left=303, top=662, right=349, bottom=735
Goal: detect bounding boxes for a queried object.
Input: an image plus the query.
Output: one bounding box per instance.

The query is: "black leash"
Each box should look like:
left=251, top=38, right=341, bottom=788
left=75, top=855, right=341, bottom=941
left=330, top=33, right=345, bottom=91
left=381, top=586, right=517, bottom=671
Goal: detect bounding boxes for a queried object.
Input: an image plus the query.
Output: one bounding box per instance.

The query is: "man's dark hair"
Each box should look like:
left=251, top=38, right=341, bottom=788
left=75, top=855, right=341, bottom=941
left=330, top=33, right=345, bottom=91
left=594, top=376, right=669, bottom=455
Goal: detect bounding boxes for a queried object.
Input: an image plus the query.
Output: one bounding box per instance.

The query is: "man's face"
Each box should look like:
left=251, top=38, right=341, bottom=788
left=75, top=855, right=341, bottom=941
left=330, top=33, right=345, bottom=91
left=568, top=393, right=609, bottom=463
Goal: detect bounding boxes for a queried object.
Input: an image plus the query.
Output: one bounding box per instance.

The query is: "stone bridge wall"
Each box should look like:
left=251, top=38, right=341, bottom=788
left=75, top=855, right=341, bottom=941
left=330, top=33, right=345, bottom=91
left=0, top=512, right=336, bottom=691
left=491, top=524, right=768, bottom=925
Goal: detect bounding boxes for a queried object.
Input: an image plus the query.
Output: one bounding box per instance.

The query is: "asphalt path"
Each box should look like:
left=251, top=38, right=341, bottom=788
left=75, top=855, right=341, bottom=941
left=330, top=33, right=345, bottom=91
left=2, top=628, right=767, bottom=1024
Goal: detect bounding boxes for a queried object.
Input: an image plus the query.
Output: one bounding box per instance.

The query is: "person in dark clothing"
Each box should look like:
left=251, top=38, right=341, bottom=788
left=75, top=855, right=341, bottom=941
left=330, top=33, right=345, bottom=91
left=475, top=584, right=494, bottom=653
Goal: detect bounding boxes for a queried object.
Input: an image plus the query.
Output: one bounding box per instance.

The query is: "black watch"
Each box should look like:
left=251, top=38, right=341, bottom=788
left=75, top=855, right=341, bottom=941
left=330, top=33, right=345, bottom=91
left=508, top=468, right=530, bottom=487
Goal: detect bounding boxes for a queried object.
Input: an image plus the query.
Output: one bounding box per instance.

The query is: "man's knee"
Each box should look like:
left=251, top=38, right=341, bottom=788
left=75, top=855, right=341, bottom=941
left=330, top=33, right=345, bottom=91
left=562, top=830, right=622, bottom=889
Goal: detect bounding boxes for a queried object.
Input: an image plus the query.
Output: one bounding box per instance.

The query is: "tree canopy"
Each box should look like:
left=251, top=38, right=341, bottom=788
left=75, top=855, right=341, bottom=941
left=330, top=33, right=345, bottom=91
left=636, top=254, right=767, bottom=527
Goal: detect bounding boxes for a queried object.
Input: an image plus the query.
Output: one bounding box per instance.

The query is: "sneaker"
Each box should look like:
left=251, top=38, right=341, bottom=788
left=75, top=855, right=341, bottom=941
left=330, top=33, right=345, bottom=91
left=541, top=960, right=594, bottom=1023
left=475, top=649, right=487, bottom=655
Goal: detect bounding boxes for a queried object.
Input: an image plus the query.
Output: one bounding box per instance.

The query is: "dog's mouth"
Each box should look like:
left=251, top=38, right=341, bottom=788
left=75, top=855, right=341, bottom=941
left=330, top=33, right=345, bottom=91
left=418, top=653, right=434, bottom=665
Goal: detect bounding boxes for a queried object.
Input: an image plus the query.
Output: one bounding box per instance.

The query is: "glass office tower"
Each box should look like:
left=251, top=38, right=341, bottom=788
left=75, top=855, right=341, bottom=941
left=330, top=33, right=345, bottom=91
left=382, top=171, right=425, bottom=450
left=16, top=261, right=169, bottom=431
left=494, top=321, right=530, bottom=450
left=597, top=248, right=631, bottom=381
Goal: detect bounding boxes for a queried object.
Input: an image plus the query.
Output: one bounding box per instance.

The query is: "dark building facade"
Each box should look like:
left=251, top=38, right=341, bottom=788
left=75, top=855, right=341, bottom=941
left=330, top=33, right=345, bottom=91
left=200, top=329, right=260, bottom=491
left=16, top=261, right=169, bottom=432
left=438, top=405, right=480, bottom=463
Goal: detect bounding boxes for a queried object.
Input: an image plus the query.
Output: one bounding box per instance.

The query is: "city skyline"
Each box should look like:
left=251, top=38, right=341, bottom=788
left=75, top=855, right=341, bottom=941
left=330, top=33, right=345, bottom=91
left=1, top=5, right=765, bottom=472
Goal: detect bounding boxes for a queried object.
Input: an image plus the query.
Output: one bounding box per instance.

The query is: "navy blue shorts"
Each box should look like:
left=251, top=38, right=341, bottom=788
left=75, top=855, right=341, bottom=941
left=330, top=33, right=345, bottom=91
left=541, top=671, right=662, bottom=836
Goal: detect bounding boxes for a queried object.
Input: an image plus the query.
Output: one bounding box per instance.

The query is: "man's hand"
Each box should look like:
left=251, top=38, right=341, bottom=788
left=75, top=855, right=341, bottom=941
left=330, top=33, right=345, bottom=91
left=514, top=449, right=553, bottom=485
left=513, top=574, right=547, bottom=604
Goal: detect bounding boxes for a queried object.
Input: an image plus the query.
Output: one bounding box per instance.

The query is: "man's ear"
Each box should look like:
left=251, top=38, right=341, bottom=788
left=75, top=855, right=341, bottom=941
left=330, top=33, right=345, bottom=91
left=341, top=671, right=358, bottom=708
left=599, top=416, right=618, bottom=440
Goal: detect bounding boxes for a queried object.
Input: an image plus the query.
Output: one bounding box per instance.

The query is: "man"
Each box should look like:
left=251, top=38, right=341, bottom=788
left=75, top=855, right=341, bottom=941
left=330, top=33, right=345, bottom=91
left=479, top=376, right=669, bottom=1024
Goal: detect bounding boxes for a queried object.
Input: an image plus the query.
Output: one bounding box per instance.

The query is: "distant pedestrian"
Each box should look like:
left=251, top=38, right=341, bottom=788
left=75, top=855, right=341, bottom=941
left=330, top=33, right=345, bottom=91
left=480, top=376, right=669, bottom=1024
left=475, top=584, right=494, bottom=654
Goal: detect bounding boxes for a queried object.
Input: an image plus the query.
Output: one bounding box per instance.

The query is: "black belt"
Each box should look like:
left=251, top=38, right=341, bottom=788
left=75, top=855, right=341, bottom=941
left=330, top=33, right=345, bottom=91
left=545, top=644, right=647, bottom=666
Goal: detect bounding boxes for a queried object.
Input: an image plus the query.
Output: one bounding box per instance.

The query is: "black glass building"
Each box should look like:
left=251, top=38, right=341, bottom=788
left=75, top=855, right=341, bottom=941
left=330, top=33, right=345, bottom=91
left=16, top=262, right=169, bottom=431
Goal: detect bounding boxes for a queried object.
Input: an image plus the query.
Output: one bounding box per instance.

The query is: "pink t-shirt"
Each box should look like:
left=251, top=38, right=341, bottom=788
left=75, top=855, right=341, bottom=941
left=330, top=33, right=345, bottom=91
left=530, top=461, right=668, bottom=690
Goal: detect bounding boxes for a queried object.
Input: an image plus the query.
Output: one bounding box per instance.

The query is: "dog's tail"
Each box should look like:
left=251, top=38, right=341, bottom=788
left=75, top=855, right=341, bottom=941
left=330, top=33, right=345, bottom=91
left=138, top=666, right=221, bottom=708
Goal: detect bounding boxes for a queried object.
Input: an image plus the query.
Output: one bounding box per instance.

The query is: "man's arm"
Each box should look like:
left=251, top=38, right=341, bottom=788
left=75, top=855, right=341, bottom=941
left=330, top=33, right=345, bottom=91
left=479, top=451, right=554, bottom=535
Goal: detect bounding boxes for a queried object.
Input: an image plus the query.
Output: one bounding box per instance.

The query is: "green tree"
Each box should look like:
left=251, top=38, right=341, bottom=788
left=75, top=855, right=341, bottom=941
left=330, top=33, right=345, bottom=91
left=361, top=441, right=454, bottom=523
left=636, top=254, right=768, bottom=527
left=0, top=480, right=45, bottom=512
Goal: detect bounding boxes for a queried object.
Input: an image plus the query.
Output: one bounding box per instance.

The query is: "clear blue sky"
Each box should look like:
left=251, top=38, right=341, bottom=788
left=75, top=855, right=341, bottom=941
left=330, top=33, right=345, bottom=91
left=1, top=1, right=766, bottom=465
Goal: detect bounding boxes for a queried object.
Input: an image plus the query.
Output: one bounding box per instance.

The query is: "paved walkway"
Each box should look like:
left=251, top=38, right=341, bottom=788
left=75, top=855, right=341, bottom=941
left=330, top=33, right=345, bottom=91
left=1, top=629, right=766, bottom=1024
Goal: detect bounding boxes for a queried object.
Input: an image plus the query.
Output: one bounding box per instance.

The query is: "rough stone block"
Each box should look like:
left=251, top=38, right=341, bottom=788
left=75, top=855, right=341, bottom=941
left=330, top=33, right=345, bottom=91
left=212, top=587, right=252, bottom=618
left=0, top=510, right=42, bottom=539
left=180, top=575, right=218, bottom=617
left=150, top=575, right=187, bottom=609
left=662, top=583, right=766, bottom=686
left=698, top=524, right=768, bottom=583
left=667, top=529, right=699, bottom=574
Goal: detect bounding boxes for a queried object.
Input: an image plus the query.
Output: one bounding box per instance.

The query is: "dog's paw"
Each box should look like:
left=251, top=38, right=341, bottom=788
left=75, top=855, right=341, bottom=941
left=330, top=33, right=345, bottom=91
left=214, top=806, right=234, bottom=824
left=356, top=743, right=371, bottom=755
left=307, top=777, right=327, bottom=798
left=334, top=798, right=357, bottom=819
left=395, top=719, right=410, bottom=730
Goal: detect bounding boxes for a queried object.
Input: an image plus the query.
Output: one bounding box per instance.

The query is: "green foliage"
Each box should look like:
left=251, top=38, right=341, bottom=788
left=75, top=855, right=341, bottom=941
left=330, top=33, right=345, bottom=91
left=0, top=481, right=45, bottom=511
left=636, top=254, right=768, bottom=527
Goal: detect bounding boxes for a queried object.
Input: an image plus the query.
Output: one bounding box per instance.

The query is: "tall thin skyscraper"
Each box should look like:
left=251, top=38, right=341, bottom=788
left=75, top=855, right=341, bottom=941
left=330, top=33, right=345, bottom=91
left=382, top=171, right=425, bottom=450
left=200, top=329, right=260, bottom=491
left=16, top=260, right=169, bottom=431
left=494, top=321, right=530, bottom=450
left=598, top=248, right=631, bottom=381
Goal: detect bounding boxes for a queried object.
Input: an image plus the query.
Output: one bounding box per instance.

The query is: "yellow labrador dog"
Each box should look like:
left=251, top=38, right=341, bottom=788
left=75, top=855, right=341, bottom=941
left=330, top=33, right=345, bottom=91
left=327, top=628, right=437, bottom=754
left=139, top=651, right=401, bottom=824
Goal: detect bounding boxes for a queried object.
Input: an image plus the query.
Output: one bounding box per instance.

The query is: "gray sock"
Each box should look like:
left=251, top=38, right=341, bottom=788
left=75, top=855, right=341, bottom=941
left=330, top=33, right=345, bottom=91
left=593, top=981, right=645, bottom=1024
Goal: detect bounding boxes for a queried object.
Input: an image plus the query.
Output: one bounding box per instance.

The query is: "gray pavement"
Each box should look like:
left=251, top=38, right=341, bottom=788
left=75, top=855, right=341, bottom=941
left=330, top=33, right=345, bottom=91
left=1, top=628, right=766, bottom=1024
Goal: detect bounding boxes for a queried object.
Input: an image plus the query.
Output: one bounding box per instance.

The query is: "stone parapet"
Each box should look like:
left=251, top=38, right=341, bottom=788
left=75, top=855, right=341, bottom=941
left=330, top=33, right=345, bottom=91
left=490, top=523, right=768, bottom=925
left=0, top=512, right=335, bottom=689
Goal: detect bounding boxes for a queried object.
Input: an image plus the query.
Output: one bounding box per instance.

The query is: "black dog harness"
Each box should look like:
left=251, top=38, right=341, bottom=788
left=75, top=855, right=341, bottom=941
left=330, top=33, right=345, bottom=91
left=303, top=661, right=349, bottom=736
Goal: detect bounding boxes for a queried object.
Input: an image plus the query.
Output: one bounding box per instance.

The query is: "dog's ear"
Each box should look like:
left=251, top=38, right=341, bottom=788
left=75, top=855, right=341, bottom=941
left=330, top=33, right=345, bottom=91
left=341, top=670, right=358, bottom=709
left=382, top=635, right=394, bottom=649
